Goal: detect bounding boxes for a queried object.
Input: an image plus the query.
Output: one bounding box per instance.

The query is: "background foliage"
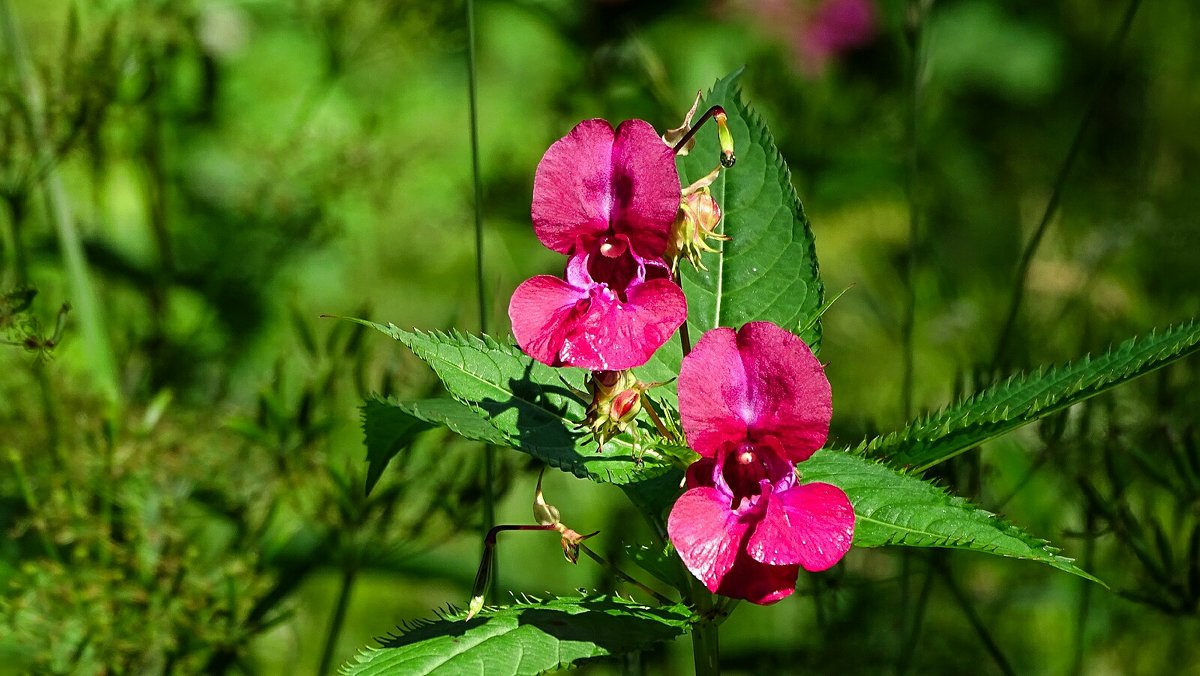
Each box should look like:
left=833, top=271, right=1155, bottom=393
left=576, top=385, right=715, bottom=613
left=2, top=0, right=1199, bottom=673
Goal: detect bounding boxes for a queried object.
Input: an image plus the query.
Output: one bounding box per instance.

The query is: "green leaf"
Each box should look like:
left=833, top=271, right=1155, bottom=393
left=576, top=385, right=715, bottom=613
left=361, top=397, right=509, bottom=496
left=625, top=543, right=690, bottom=592
left=801, top=450, right=1103, bottom=584
left=863, top=320, right=1200, bottom=471
left=361, top=398, right=434, bottom=496
left=645, top=68, right=824, bottom=382
left=347, top=318, right=673, bottom=485
left=341, top=595, right=695, bottom=676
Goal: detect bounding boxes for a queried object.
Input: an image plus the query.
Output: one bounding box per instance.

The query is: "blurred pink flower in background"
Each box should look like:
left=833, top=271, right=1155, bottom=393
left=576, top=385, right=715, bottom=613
left=725, top=0, right=878, bottom=76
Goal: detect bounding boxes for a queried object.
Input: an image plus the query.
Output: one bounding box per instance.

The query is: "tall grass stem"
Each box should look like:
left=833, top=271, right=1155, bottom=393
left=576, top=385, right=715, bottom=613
left=464, top=0, right=498, bottom=600
left=317, top=568, right=357, bottom=676
left=900, top=0, right=930, bottom=423
left=991, top=0, right=1144, bottom=367
left=0, top=0, right=120, bottom=409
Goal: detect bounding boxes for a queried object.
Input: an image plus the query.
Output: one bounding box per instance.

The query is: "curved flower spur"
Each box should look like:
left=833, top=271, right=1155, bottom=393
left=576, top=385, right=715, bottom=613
left=465, top=470, right=670, bottom=621
left=668, top=322, right=855, bottom=604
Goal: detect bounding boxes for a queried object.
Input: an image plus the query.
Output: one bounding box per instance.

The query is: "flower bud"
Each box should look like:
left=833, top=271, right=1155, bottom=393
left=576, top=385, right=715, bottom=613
left=668, top=168, right=730, bottom=272
left=532, top=469, right=561, bottom=526
left=558, top=526, right=599, bottom=564
left=715, top=111, right=736, bottom=167
left=584, top=370, right=646, bottom=452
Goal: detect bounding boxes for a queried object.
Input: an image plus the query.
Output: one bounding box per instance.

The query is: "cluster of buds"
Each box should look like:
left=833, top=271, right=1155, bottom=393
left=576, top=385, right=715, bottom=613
left=661, top=91, right=737, bottom=274
left=583, top=370, right=647, bottom=452
left=668, top=167, right=730, bottom=272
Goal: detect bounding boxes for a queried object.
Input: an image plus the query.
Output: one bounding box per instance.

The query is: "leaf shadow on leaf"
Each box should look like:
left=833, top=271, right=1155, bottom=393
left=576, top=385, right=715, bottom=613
left=513, top=603, right=686, bottom=649
left=346, top=596, right=698, bottom=674
left=375, top=597, right=689, bottom=651
left=377, top=615, right=478, bottom=648
left=475, top=361, right=645, bottom=470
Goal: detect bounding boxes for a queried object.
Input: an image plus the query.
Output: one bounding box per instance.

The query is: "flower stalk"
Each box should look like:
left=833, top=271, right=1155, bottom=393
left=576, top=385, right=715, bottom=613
left=669, top=105, right=736, bottom=168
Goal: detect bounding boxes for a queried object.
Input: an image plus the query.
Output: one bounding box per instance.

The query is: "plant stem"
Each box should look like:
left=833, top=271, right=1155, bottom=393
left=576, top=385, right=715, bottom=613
left=674, top=270, right=692, bottom=356
left=1, top=194, right=30, bottom=284
left=1069, top=511, right=1097, bottom=676
left=670, top=106, right=726, bottom=157
left=578, top=543, right=674, bottom=605
left=937, top=560, right=1014, bottom=676
left=897, top=3, right=929, bottom=662
left=0, top=0, right=120, bottom=408
left=33, top=351, right=63, bottom=467
left=687, top=579, right=721, bottom=675
left=466, top=0, right=487, bottom=335
left=6, top=447, right=61, bottom=563
left=896, top=557, right=934, bottom=675
left=464, top=0, right=498, bottom=601
left=900, top=0, right=929, bottom=422
left=317, top=567, right=357, bottom=676
left=691, top=616, right=721, bottom=675
left=990, top=0, right=1143, bottom=367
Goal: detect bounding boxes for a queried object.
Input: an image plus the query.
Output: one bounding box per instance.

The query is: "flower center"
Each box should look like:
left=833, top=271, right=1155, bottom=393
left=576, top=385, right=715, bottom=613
left=722, top=442, right=768, bottom=508
left=598, top=237, right=627, bottom=258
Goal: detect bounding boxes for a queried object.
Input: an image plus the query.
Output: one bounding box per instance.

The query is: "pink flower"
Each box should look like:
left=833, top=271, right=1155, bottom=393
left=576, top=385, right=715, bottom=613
left=667, top=322, right=854, bottom=604
left=726, top=0, right=878, bottom=77
left=509, top=117, right=686, bottom=370
left=531, top=118, right=680, bottom=260
left=508, top=243, right=686, bottom=370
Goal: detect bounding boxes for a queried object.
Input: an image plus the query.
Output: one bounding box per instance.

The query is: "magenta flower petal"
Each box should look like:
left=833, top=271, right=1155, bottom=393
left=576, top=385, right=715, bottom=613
left=508, top=252, right=687, bottom=370
left=559, top=277, right=686, bottom=370
left=677, top=327, right=750, bottom=457
left=737, top=322, right=832, bottom=462
left=715, top=554, right=801, bottom=605
left=532, top=119, right=679, bottom=257
left=508, top=274, right=587, bottom=367
left=678, top=322, right=831, bottom=462
left=609, top=119, right=681, bottom=257
left=531, top=119, right=614, bottom=254
left=667, top=486, right=750, bottom=592
left=746, top=481, right=855, bottom=571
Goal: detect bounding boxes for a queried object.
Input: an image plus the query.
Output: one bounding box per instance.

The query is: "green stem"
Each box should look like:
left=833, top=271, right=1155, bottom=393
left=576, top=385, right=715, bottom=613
left=937, top=561, right=1014, bottom=676
left=1069, top=511, right=1097, bottom=676
left=896, top=557, right=934, bottom=675
left=317, top=567, right=357, bottom=676
left=464, top=0, right=498, bottom=601
left=897, top=4, right=929, bottom=661
left=0, top=0, right=120, bottom=409
left=674, top=271, right=692, bottom=356
left=33, top=353, right=63, bottom=468
left=691, top=617, right=721, bottom=676
left=2, top=194, right=30, bottom=284
left=6, top=447, right=61, bottom=563
left=991, top=0, right=1143, bottom=367
left=578, top=543, right=673, bottom=606
left=466, top=0, right=487, bottom=333
left=688, top=580, right=721, bottom=675
left=900, top=0, right=929, bottom=422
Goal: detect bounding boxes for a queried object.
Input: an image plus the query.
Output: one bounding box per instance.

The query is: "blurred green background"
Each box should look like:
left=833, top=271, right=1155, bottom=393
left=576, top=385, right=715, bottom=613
left=2, top=0, right=1199, bottom=673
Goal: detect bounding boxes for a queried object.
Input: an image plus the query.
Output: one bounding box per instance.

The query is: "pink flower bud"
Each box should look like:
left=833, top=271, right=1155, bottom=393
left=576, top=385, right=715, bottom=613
left=668, top=172, right=730, bottom=272
left=583, top=369, right=647, bottom=452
